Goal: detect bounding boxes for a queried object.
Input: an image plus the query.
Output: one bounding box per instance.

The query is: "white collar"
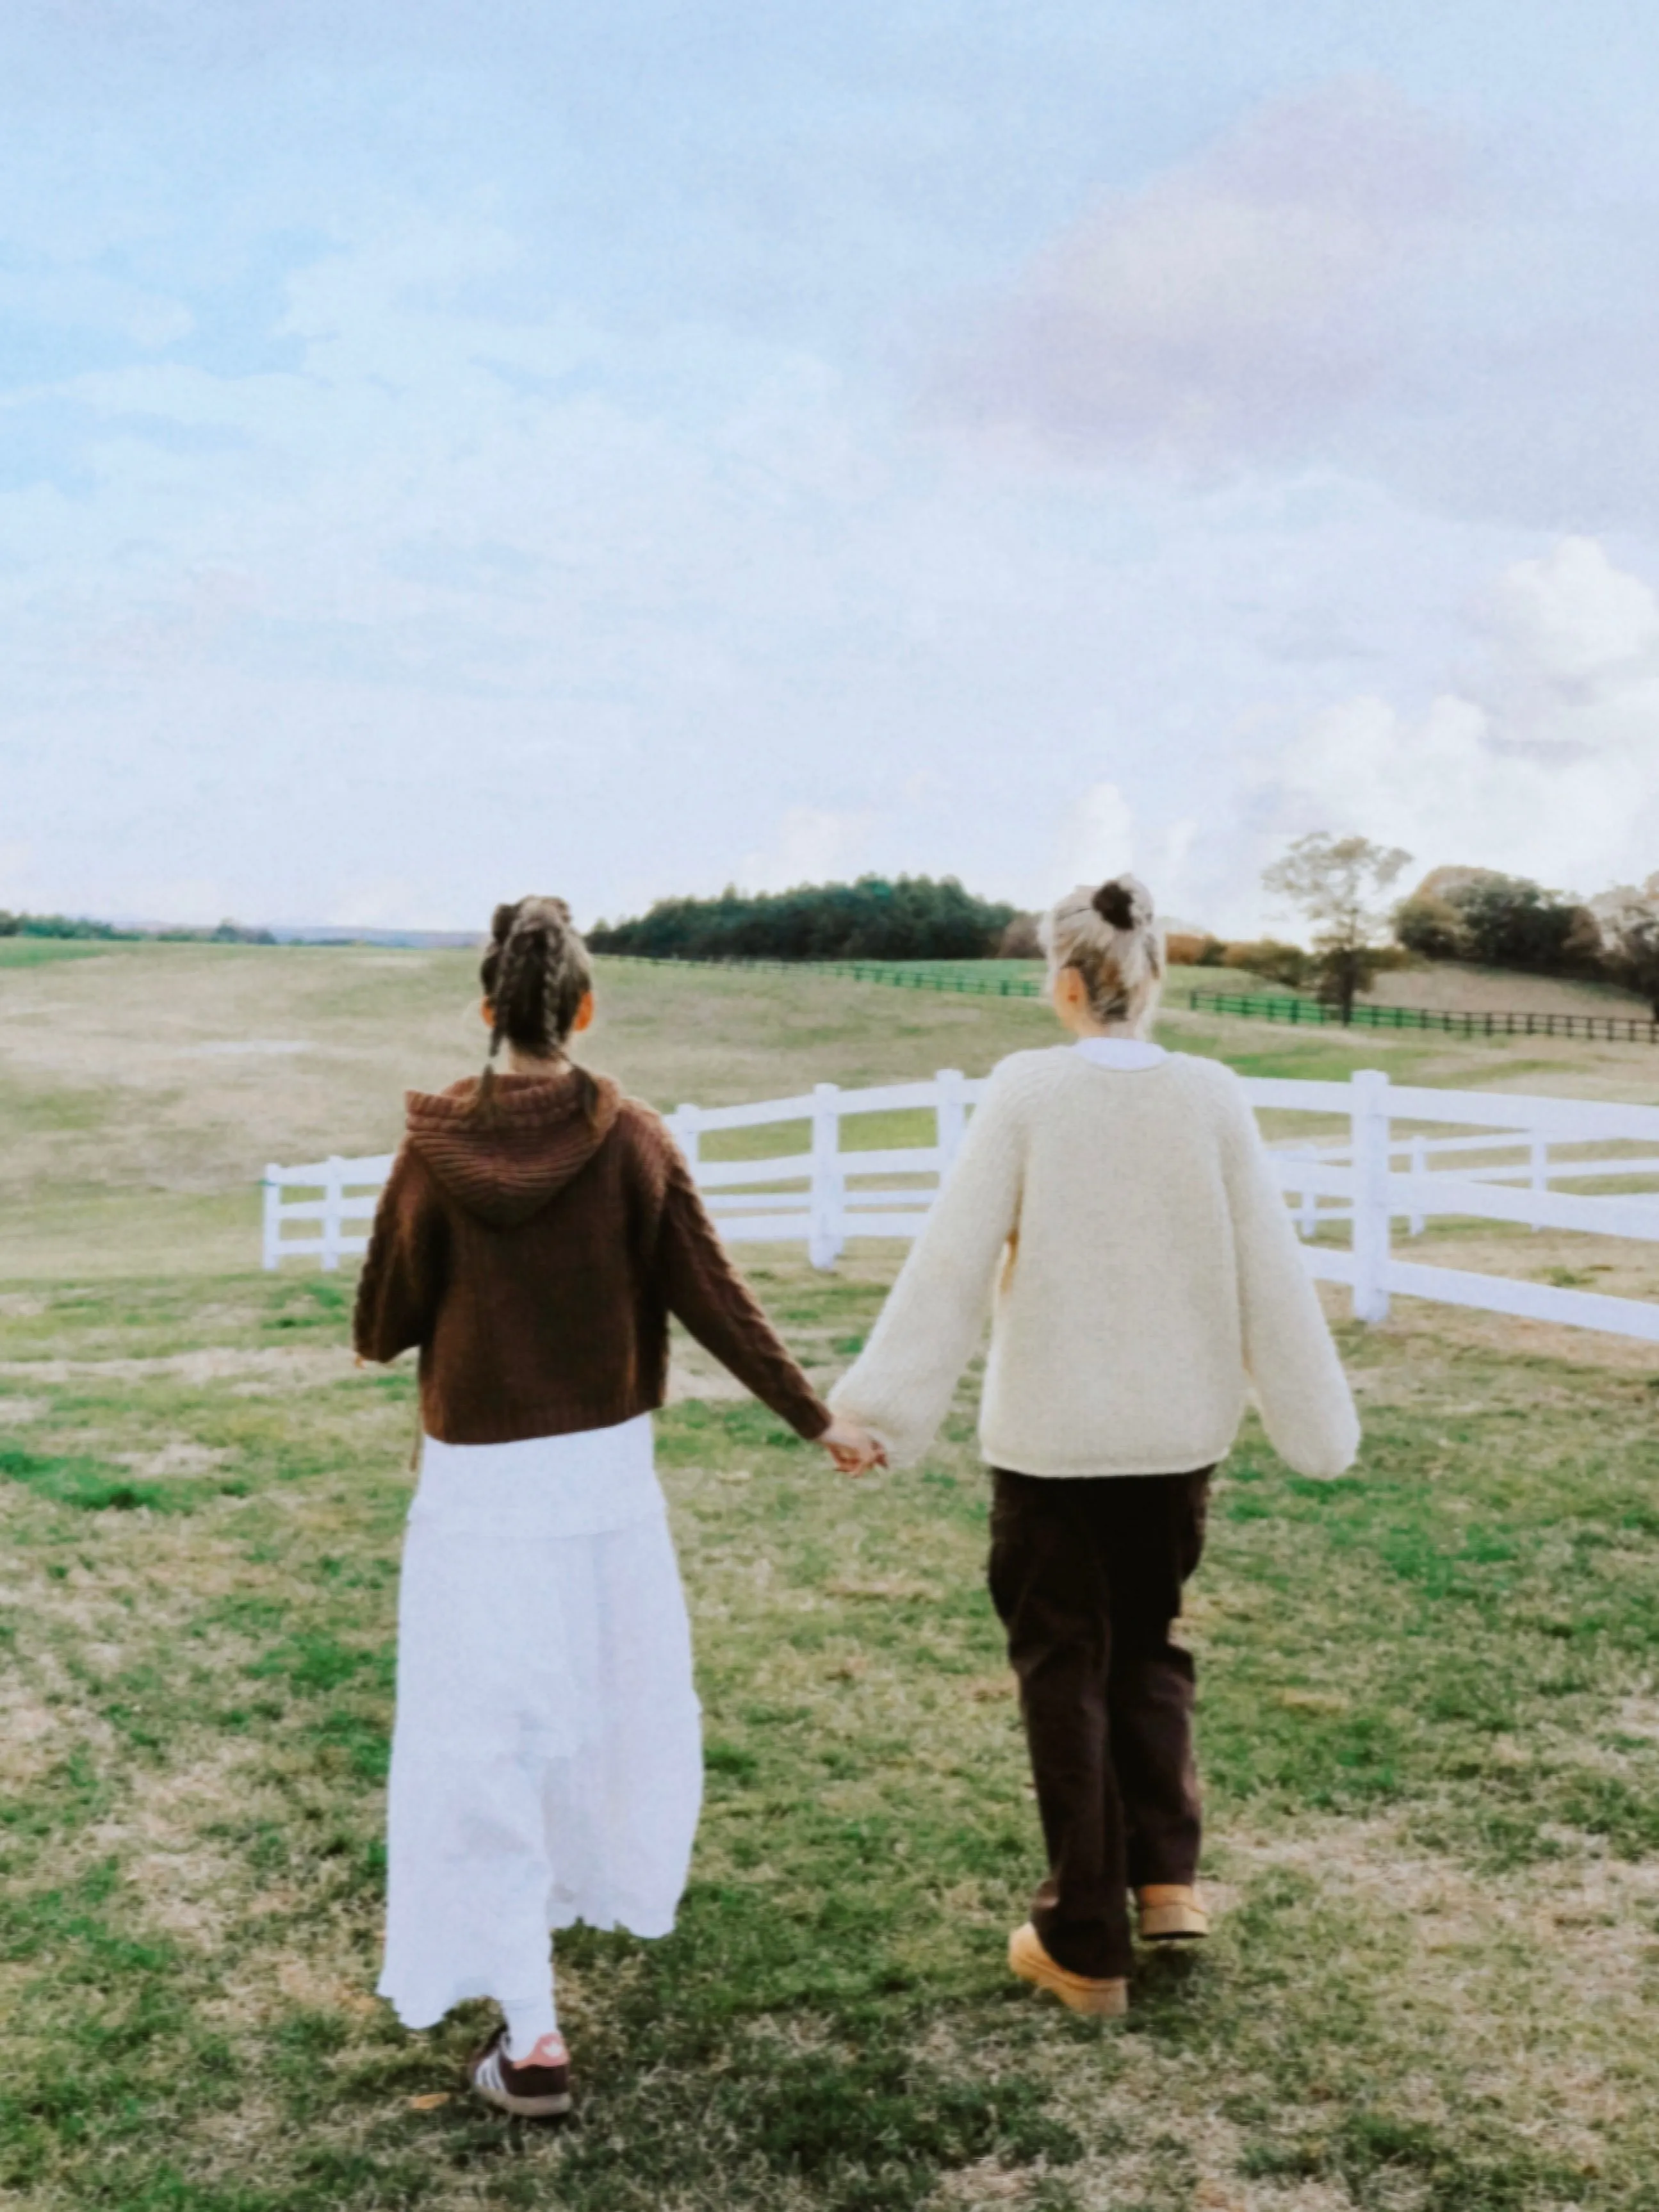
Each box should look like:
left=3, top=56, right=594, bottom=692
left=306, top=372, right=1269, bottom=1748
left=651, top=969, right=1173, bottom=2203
left=1070, top=1036, right=1168, bottom=1071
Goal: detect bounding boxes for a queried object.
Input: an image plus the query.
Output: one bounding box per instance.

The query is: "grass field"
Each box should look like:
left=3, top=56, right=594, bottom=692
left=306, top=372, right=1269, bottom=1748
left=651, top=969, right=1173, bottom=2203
left=3, top=942, right=1654, bottom=1281
left=3, top=945, right=1659, bottom=2209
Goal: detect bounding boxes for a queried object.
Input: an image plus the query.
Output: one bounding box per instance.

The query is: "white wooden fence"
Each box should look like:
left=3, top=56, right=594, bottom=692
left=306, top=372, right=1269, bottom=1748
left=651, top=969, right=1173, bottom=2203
left=263, top=1068, right=1659, bottom=1343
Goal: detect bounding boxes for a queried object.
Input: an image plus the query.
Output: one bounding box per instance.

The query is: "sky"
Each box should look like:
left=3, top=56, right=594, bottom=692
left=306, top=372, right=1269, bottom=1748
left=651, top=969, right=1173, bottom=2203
left=3, top=0, right=1658, bottom=937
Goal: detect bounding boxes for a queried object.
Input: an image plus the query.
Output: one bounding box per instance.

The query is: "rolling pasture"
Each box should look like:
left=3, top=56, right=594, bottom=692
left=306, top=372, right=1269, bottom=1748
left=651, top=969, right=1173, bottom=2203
left=3, top=944, right=1658, bottom=2211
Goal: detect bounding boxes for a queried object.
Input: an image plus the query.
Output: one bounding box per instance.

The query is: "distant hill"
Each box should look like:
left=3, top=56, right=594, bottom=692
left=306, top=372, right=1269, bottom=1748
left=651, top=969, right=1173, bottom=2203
left=266, top=926, right=484, bottom=949
left=2, top=912, right=485, bottom=949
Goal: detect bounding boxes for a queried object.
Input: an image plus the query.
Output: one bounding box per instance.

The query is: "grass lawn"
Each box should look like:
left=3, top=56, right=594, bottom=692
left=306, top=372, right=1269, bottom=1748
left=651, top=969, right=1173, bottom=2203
left=3, top=1260, right=1659, bottom=2211
left=4, top=943, right=1658, bottom=2207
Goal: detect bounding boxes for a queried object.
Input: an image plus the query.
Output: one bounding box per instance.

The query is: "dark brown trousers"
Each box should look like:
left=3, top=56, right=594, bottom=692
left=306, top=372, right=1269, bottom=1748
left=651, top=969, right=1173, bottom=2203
left=988, top=1465, right=1212, bottom=1981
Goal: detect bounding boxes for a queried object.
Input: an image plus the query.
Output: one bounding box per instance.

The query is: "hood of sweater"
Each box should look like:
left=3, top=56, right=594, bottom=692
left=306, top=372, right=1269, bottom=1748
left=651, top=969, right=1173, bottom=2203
left=403, top=1069, right=623, bottom=1227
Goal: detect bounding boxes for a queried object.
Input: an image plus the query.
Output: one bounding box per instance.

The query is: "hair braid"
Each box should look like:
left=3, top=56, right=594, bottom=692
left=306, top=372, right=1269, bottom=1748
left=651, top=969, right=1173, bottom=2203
left=475, top=895, right=596, bottom=1118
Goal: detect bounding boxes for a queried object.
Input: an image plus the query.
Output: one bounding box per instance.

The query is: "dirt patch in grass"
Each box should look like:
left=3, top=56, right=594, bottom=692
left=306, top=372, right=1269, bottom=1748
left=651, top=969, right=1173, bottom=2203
left=0, top=1343, right=358, bottom=1388
left=113, top=1440, right=236, bottom=1479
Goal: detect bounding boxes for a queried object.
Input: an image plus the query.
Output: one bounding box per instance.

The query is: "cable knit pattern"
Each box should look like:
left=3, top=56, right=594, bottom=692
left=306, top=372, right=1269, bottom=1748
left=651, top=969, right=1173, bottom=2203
left=828, top=1047, right=1360, bottom=1480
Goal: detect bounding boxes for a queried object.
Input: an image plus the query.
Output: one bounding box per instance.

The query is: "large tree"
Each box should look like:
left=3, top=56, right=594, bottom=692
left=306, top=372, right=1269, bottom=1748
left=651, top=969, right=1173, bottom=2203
left=1262, top=833, right=1412, bottom=1024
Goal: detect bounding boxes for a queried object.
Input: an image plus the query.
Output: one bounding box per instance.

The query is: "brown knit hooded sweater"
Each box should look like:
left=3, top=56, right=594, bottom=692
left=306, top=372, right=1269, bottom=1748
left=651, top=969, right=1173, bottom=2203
left=352, top=1068, right=831, bottom=1447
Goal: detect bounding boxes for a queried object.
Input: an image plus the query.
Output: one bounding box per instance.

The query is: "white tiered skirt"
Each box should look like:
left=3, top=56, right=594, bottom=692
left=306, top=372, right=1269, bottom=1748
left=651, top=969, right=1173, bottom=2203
left=378, top=1414, right=703, bottom=2030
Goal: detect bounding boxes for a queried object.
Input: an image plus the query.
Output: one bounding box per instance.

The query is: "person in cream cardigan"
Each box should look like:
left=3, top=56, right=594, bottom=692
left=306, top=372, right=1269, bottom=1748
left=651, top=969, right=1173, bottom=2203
left=829, top=875, right=1359, bottom=2018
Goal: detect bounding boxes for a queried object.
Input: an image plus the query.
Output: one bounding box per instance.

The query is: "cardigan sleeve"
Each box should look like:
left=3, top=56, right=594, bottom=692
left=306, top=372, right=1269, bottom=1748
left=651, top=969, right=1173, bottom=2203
left=828, top=1063, right=1027, bottom=1466
left=1214, top=1074, right=1361, bottom=1479
left=654, top=1138, right=831, bottom=1441
left=352, top=1146, right=448, bottom=1364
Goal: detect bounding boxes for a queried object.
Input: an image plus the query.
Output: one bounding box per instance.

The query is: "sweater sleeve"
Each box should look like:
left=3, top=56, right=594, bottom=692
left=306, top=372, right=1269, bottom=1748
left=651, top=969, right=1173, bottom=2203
left=654, top=1138, right=831, bottom=1440
left=827, top=1064, right=1027, bottom=1467
left=352, top=1146, right=448, bottom=1363
left=1214, top=1073, right=1361, bottom=1479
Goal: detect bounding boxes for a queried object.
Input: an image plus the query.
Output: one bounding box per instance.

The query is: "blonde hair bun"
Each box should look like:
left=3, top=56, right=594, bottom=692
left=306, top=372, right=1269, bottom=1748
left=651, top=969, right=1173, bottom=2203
left=1041, top=874, right=1163, bottom=1036
left=1090, top=876, right=1152, bottom=931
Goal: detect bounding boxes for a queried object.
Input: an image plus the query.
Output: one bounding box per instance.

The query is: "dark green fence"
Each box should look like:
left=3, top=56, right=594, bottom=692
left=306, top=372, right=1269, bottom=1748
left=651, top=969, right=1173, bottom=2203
left=598, top=956, right=1658, bottom=1042
left=605, top=954, right=1043, bottom=997
left=1184, top=988, right=1658, bottom=1044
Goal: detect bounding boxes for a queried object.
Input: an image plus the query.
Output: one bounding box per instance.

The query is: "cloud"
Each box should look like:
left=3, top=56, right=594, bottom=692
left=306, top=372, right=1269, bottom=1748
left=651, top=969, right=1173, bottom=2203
left=1252, top=537, right=1659, bottom=901
left=927, top=78, right=1659, bottom=536
left=737, top=807, right=875, bottom=894
left=0, top=840, right=35, bottom=907
left=327, top=876, right=421, bottom=930
left=0, top=263, right=194, bottom=351
left=1051, top=780, right=1136, bottom=894
left=931, top=78, right=1466, bottom=470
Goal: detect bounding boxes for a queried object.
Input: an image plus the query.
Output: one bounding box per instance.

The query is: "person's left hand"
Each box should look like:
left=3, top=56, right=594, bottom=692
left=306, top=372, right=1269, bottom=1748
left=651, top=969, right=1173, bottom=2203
left=819, top=1414, right=887, bottom=1475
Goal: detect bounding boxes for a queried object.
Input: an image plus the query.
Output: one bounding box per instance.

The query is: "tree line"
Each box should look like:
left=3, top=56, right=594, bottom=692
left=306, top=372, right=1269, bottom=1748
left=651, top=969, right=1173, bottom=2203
left=1201, top=837, right=1659, bottom=1022
left=587, top=876, right=1017, bottom=963
left=12, top=844, right=1656, bottom=1020
left=0, top=912, right=275, bottom=944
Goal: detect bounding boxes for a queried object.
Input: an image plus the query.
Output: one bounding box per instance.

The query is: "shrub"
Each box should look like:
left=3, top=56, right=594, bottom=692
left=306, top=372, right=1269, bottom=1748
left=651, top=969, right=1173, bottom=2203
left=1604, top=910, right=1659, bottom=1018
left=1396, top=873, right=1603, bottom=978
left=1394, top=892, right=1467, bottom=961
left=1165, top=930, right=1221, bottom=967
left=1453, top=875, right=1595, bottom=973
left=1313, top=944, right=1385, bottom=1008
left=1166, top=932, right=1230, bottom=967
left=1222, top=939, right=1309, bottom=989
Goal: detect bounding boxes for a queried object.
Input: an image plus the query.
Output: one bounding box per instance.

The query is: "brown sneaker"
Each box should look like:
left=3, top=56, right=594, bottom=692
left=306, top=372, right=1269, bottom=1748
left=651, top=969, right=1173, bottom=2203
left=1136, top=1885, right=1209, bottom=1942
left=470, top=2026, right=572, bottom=2118
left=1008, top=1922, right=1128, bottom=2017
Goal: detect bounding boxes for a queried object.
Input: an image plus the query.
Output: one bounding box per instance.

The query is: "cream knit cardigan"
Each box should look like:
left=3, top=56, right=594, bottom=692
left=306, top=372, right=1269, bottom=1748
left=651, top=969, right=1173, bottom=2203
left=828, top=1046, right=1361, bottom=1480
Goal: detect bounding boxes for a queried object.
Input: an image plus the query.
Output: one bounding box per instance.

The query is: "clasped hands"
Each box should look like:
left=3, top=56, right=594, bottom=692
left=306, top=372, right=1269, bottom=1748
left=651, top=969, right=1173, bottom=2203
left=818, top=1413, right=887, bottom=1477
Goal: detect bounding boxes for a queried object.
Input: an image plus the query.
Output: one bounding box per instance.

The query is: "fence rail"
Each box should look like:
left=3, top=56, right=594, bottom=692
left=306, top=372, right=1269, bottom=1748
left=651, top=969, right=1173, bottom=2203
left=263, top=1068, right=1659, bottom=1346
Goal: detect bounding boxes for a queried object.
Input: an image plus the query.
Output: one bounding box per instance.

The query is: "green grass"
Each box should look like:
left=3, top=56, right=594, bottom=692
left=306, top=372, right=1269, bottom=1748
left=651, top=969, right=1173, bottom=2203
left=3, top=1263, right=1658, bottom=2208
left=0, top=938, right=120, bottom=969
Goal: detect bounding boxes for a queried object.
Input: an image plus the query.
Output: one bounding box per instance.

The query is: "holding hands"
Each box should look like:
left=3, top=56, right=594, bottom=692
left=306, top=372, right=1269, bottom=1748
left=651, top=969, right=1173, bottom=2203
left=818, top=1414, right=887, bottom=1477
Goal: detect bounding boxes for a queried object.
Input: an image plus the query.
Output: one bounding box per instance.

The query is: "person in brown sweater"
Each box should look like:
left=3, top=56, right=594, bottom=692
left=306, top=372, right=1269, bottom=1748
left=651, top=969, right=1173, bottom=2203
left=355, top=896, right=874, bottom=2119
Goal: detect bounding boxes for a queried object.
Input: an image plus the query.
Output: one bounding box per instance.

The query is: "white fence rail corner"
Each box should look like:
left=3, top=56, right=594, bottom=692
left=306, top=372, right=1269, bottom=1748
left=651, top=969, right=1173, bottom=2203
left=262, top=1067, right=1659, bottom=1345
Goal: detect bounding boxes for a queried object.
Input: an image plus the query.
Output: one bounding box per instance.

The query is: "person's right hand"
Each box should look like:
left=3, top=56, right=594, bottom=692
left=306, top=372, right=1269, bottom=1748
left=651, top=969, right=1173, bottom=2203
left=819, top=1414, right=887, bottom=1476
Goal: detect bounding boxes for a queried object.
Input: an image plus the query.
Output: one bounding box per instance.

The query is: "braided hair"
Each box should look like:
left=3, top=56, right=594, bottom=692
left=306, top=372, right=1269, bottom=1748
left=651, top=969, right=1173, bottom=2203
left=475, top=896, right=598, bottom=1120
left=1040, top=873, right=1164, bottom=1034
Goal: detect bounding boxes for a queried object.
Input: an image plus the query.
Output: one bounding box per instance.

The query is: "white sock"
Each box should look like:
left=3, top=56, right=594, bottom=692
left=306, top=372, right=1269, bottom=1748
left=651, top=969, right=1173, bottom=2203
left=502, top=1991, right=560, bottom=2063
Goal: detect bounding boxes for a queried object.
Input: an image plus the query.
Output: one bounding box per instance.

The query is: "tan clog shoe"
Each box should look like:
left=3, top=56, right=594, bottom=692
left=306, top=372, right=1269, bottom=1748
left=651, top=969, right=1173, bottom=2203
left=1008, top=1922, right=1128, bottom=2017
left=1136, top=1884, right=1209, bottom=1941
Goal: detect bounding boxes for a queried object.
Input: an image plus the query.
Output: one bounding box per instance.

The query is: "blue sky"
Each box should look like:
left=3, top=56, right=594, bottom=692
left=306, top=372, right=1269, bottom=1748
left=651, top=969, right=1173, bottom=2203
left=4, top=1, right=1658, bottom=933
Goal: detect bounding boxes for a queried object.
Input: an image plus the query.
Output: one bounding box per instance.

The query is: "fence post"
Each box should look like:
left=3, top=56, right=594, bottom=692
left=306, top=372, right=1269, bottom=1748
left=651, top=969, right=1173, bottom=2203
left=809, top=1083, right=844, bottom=1271
left=262, top=1166, right=282, bottom=1271
left=671, top=1103, right=701, bottom=1175
left=321, top=1156, right=345, bottom=1274
left=1409, top=1135, right=1426, bottom=1238
left=935, top=1069, right=968, bottom=1180
left=1291, top=1150, right=1316, bottom=1240
left=1530, top=1135, right=1548, bottom=1231
left=1349, top=1070, right=1391, bottom=1323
